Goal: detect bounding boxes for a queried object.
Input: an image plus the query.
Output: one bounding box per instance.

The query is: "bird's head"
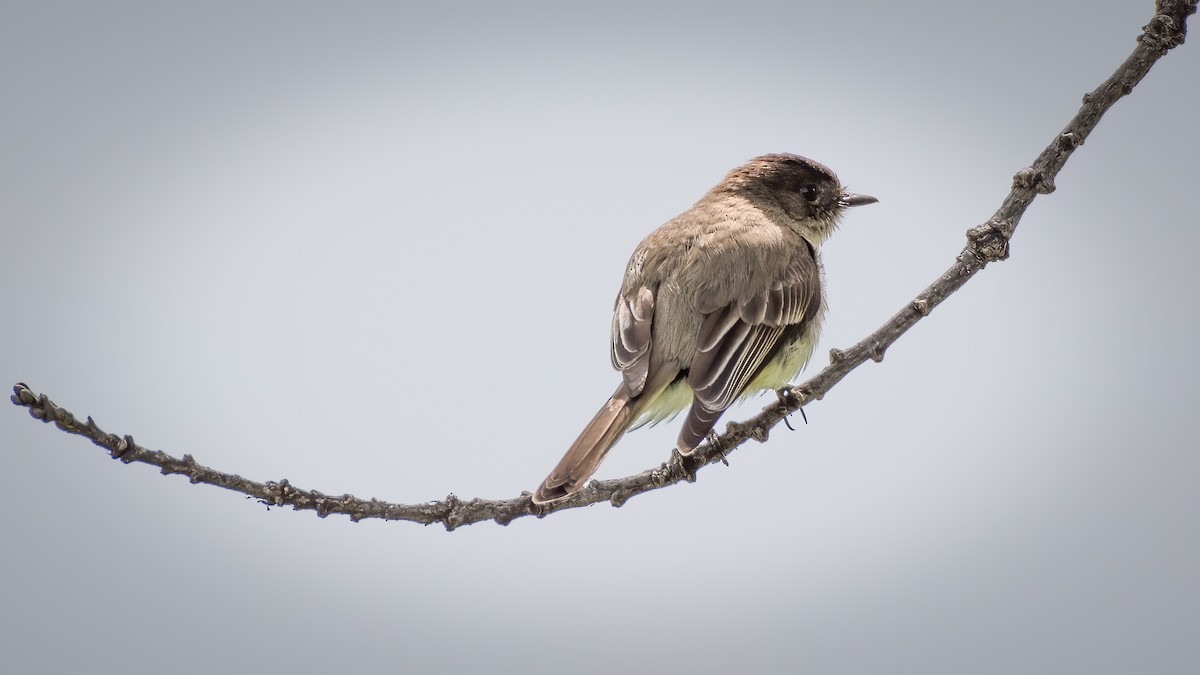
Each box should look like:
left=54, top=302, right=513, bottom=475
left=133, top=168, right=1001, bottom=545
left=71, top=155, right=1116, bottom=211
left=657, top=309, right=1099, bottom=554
left=722, top=153, right=877, bottom=245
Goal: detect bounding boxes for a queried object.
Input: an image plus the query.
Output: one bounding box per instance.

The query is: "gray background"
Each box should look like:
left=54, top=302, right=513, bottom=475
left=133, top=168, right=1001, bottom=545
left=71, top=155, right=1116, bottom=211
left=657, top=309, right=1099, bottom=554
left=2, top=1, right=1197, bottom=673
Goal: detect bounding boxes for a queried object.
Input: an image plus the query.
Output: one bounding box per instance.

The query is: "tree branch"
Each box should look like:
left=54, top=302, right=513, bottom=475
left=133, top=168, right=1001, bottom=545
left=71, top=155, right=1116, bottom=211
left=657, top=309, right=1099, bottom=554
left=11, top=0, right=1195, bottom=530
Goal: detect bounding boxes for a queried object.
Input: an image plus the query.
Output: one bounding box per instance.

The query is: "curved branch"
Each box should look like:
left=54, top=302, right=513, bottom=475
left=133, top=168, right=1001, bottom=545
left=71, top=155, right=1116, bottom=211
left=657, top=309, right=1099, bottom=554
left=10, top=0, right=1196, bottom=530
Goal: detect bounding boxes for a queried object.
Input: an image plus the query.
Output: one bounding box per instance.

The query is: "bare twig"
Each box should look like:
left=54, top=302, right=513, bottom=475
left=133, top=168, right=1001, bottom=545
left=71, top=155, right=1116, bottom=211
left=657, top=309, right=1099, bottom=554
left=11, top=0, right=1196, bottom=530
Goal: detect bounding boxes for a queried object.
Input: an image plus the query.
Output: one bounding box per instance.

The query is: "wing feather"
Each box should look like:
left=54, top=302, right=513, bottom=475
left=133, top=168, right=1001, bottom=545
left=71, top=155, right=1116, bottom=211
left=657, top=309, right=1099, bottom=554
left=610, top=286, right=655, bottom=395
left=679, top=240, right=822, bottom=450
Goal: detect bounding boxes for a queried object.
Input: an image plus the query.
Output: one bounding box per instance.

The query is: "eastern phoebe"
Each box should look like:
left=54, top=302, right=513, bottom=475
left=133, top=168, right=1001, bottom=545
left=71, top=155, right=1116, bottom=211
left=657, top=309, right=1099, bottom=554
left=533, top=154, right=876, bottom=504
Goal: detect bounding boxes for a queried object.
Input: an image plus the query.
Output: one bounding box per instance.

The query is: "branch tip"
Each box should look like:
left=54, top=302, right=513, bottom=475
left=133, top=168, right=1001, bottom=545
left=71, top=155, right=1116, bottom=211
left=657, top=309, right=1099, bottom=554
left=14, top=383, right=37, bottom=406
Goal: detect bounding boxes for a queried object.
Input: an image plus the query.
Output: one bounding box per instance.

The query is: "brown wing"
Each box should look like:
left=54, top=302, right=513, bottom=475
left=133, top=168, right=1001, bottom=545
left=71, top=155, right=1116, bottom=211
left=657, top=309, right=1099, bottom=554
left=679, top=242, right=821, bottom=451
left=610, top=285, right=655, bottom=395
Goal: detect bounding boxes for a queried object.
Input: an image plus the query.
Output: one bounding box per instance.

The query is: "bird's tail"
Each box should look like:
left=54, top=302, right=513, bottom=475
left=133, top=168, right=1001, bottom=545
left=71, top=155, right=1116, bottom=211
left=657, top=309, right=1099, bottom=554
left=532, top=387, right=635, bottom=504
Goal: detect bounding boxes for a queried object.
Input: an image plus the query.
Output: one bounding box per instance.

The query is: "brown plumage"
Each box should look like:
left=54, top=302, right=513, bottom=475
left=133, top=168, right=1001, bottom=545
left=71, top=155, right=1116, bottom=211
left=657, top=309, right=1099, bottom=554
left=533, top=154, right=876, bottom=504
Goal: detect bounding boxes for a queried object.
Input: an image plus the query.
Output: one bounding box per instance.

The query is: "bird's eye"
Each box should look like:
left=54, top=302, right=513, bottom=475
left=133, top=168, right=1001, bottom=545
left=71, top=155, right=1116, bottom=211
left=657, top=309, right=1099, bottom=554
left=799, top=186, right=819, bottom=202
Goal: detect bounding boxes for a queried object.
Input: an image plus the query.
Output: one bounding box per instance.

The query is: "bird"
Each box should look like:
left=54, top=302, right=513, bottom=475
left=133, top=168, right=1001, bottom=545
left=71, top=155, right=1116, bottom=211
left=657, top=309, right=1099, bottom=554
left=532, top=153, right=876, bottom=503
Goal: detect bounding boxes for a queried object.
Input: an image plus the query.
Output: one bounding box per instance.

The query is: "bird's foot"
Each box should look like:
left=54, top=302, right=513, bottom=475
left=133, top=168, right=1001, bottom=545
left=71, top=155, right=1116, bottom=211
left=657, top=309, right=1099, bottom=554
left=775, top=388, right=807, bottom=431
left=706, top=430, right=729, bottom=466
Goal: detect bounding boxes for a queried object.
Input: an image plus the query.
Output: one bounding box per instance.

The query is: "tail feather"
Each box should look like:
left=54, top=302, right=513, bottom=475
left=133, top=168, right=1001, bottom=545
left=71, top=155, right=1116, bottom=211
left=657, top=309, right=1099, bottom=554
left=533, top=389, right=635, bottom=504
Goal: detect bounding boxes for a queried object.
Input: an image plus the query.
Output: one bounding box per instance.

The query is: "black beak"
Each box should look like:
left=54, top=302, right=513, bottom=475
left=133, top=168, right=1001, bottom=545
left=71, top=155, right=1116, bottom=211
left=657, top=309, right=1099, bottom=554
left=840, top=192, right=879, bottom=208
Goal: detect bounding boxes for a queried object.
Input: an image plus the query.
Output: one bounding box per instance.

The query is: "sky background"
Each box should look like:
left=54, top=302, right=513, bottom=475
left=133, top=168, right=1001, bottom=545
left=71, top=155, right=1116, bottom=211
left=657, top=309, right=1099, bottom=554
left=2, top=1, right=1197, bottom=673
